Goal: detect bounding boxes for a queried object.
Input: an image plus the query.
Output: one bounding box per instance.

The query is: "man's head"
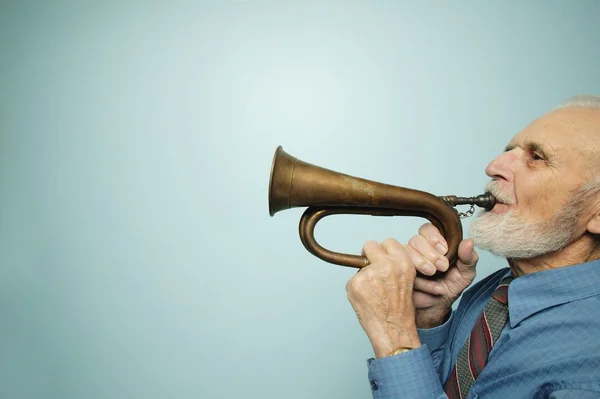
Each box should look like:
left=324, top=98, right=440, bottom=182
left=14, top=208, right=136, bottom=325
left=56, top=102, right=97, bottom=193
left=470, top=95, right=600, bottom=260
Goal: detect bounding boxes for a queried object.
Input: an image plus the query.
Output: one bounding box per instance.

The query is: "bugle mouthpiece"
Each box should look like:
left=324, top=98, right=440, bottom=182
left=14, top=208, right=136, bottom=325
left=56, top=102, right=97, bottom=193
left=440, top=192, right=496, bottom=211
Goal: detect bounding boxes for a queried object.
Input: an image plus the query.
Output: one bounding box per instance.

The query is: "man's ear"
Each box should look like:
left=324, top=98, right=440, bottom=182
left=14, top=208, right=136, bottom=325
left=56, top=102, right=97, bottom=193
left=587, top=216, right=600, bottom=234
left=586, top=205, right=600, bottom=234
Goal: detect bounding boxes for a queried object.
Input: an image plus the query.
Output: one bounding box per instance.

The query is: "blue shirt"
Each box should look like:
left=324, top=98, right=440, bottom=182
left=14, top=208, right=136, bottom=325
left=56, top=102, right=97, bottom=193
left=366, top=259, right=600, bottom=398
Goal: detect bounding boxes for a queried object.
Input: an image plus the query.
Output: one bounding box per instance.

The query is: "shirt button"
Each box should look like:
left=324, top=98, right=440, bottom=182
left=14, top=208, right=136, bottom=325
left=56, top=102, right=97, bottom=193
left=370, top=379, right=379, bottom=391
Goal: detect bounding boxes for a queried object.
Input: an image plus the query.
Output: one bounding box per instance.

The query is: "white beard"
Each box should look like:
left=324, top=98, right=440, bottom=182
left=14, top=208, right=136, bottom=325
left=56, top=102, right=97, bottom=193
left=468, top=182, right=586, bottom=260
left=469, top=208, right=578, bottom=259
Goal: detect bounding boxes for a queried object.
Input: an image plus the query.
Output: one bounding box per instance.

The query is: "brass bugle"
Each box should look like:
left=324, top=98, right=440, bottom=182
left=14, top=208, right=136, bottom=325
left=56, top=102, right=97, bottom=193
left=268, top=146, right=495, bottom=269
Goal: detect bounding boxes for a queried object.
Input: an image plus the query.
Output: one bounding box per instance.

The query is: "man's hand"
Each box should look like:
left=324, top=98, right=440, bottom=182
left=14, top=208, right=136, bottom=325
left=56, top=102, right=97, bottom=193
left=346, top=239, right=422, bottom=358
left=404, top=223, right=479, bottom=329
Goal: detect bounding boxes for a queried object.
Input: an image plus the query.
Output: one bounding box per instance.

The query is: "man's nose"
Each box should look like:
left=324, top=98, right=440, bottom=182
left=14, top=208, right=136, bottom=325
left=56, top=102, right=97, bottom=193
left=485, top=150, right=516, bottom=182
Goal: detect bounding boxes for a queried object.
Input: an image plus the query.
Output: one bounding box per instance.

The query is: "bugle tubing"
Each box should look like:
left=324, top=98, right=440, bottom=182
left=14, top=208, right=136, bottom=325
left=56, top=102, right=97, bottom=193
left=268, top=146, right=494, bottom=269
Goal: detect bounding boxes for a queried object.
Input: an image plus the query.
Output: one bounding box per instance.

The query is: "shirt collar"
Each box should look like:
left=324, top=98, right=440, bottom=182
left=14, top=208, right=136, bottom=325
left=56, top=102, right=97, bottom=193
left=508, top=258, right=600, bottom=327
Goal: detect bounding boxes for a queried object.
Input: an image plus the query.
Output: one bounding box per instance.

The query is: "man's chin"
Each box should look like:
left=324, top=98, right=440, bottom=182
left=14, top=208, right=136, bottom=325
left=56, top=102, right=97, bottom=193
left=469, top=210, right=574, bottom=260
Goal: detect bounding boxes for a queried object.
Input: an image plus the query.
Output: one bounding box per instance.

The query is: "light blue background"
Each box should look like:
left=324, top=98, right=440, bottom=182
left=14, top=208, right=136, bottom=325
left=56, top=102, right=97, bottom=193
left=1, top=2, right=599, bottom=398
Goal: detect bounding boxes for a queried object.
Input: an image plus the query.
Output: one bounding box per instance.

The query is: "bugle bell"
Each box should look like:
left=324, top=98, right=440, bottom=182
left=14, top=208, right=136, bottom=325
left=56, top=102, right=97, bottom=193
left=268, top=146, right=495, bottom=269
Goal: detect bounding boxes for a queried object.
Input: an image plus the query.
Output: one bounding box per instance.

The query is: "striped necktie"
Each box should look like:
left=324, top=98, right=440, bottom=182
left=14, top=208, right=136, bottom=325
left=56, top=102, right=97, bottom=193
left=444, top=276, right=514, bottom=399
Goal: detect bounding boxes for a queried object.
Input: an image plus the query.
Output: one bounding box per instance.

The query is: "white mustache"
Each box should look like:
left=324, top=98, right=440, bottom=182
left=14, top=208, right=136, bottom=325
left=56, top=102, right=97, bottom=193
left=485, top=181, right=515, bottom=205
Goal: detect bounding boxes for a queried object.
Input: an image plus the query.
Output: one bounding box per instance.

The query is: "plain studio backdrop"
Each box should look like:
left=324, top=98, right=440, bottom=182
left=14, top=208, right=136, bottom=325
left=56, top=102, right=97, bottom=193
left=1, top=1, right=600, bottom=398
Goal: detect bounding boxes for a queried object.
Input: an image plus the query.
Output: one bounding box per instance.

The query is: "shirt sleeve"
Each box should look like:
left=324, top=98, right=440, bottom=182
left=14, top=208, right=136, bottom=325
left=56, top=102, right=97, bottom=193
left=417, top=311, right=454, bottom=370
left=367, top=346, right=448, bottom=399
left=549, top=390, right=600, bottom=398
left=546, top=378, right=600, bottom=398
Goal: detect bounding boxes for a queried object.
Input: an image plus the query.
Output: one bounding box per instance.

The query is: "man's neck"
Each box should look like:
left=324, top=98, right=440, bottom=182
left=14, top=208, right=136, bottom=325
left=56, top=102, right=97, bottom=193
left=509, top=234, right=600, bottom=277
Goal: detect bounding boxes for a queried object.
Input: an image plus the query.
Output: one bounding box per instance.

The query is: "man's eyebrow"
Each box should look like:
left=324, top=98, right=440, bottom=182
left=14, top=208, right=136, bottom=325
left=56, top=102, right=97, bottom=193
left=527, top=141, right=550, bottom=157
left=504, top=141, right=551, bottom=158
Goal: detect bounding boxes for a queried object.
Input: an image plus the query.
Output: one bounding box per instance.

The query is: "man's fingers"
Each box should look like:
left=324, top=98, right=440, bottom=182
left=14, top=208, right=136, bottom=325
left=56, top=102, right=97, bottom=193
left=380, top=238, right=406, bottom=257
left=418, top=223, right=448, bottom=255
left=414, top=276, right=445, bottom=295
left=361, top=240, right=388, bottom=264
left=380, top=238, right=415, bottom=268
left=456, top=239, right=479, bottom=271
left=403, top=243, right=438, bottom=276
left=408, top=234, right=449, bottom=272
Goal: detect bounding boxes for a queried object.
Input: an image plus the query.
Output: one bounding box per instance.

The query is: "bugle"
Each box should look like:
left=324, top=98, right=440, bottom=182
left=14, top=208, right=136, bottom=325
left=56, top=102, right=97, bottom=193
left=268, top=146, right=495, bottom=269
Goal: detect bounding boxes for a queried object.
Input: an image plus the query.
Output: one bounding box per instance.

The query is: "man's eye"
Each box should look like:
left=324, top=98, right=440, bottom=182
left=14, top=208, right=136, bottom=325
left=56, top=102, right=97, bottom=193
left=532, top=152, right=544, bottom=161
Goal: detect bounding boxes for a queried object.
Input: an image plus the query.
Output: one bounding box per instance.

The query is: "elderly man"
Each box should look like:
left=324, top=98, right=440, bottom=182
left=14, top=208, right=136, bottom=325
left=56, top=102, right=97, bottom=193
left=347, top=95, right=600, bottom=398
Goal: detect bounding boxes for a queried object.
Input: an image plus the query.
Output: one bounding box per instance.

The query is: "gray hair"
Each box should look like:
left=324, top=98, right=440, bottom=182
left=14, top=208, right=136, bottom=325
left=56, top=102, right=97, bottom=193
left=556, top=94, right=600, bottom=109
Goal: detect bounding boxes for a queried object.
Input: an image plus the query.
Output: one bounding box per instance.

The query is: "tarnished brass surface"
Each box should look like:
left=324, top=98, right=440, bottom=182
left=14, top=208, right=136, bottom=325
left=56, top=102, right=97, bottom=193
left=268, top=146, right=495, bottom=269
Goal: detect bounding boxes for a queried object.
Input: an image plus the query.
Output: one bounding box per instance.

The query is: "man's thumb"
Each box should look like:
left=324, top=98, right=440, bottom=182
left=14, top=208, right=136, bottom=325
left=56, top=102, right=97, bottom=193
left=456, top=239, right=478, bottom=269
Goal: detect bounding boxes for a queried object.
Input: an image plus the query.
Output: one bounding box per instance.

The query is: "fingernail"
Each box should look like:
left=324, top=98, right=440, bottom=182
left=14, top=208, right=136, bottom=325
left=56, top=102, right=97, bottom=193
left=436, top=259, right=448, bottom=271
left=424, top=264, right=436, bottom=275
left=435, top=243, right=447, bottom=254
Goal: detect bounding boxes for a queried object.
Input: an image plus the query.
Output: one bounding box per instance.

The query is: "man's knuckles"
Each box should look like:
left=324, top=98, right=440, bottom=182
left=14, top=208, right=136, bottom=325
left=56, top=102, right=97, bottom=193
left=346, top=275, right=362, bottom=295
left=346, top=271, right=384, bottom=302
left=356, top=239, right=421, bottom=289
left=362, top=240, right=383, bottom=254
left=418, top=223, right=442, bottom=238
left=417, top=224, right=448, bottom=249
left=380, top=237, right=403, bottom=252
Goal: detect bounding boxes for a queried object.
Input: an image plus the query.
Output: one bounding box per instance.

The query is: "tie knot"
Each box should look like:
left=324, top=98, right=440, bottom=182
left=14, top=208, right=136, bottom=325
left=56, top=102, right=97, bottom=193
left=491, top=276, right=513, bottom=305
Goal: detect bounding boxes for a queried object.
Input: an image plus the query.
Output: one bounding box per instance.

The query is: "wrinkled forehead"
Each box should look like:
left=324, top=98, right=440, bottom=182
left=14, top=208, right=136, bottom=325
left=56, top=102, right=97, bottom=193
left=510, top=107, right=600, bottom=160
